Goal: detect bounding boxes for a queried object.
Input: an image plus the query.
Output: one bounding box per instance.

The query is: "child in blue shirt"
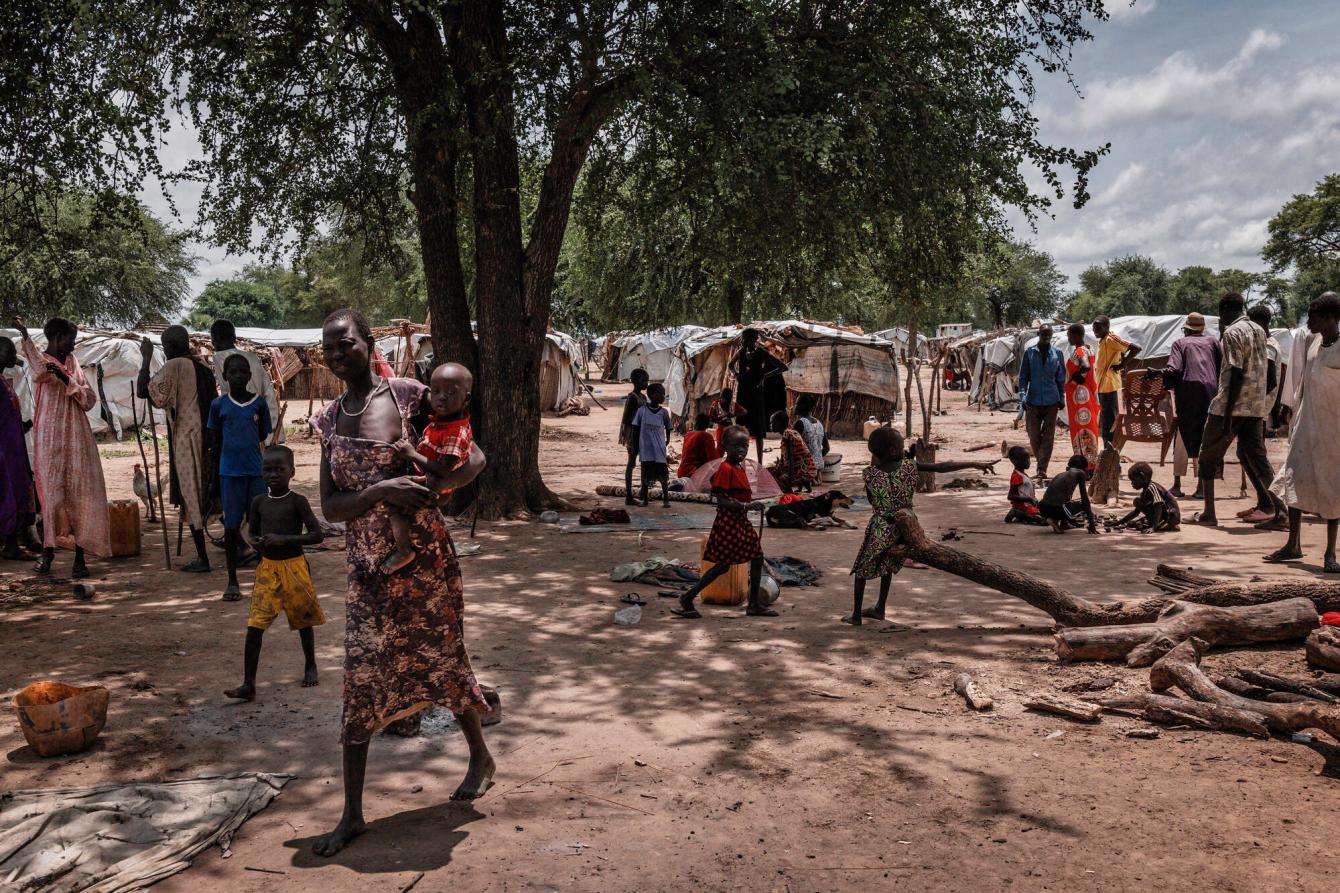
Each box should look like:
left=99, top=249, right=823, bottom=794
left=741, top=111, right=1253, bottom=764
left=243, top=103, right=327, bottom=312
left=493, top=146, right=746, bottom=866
left=208, top=353, right=272, bottom=601
left=634, top=382, right=672, bottom=507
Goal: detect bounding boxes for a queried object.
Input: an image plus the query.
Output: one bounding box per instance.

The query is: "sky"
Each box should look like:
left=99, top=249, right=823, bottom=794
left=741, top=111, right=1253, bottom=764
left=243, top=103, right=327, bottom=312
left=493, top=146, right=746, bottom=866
left=1018, top=0, right=1340, bottom=285
left=152, top=0, right=1340, bottom=299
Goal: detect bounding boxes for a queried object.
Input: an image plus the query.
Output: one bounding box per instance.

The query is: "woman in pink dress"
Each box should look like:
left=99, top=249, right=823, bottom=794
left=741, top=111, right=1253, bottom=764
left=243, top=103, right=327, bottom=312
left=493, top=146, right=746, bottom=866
left=12, top=316, right=110, bottom=577
left=1064, top=323, right=1100, bottom=468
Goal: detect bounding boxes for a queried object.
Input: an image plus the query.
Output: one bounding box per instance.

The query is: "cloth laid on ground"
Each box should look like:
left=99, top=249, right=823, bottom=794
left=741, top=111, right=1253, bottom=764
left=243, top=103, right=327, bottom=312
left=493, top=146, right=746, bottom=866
left=609, top=556, right=702, bottom=588
left=610, top=556, right=684, bottom=582
left=765, top=556, right=821, bottom=587
left=0, top=772, right=290, bottom=893
left=564, top=513, right=714, bottom=533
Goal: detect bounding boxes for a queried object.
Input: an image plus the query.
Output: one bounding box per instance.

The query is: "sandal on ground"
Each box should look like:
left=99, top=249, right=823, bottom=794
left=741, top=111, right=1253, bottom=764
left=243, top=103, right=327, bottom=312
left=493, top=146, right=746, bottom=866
left=745, top=606, right=779, bottom=617
left=1239, top=509, right=1275, bottom=524
left=620, top=593, right=647, bottom=606
left=670, top=607, right=701, bottom=619
left=1189, top=512, right=1218, bottom=527
left=1263, top=548, right=1302, bottom=564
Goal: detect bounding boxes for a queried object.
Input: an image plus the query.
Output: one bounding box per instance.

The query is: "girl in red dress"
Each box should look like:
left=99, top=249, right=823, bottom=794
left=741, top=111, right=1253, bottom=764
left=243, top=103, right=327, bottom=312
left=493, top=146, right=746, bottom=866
left=672, top=426, right=775, bottom=619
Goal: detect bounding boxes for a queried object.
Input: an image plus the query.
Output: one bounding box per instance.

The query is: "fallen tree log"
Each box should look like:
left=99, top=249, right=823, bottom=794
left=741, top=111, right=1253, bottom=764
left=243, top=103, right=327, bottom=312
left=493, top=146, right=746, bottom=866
left=1024, top=692, right=1101, bottom=722
left=1054, top=598, right=1319, bottom=666
left=1307, top=627, right=1340, bottom=672
left=1150, top=639, right=1340, bottom=743
left=1235, top=668, right=1338, bottom=704
left=1097, top=691, right=1270, bottom=738
left=1148, top=564, right=1221, bottom=595
left=887, top=511, right=1340, bottom=627
left=953, top=674, right=993, bottom=711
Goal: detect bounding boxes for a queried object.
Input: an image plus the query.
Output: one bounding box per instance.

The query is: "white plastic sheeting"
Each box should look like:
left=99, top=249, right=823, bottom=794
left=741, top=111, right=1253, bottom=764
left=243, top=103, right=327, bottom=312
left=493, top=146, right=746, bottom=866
left=615, top=326, right=707, bottom=382
left=871, top=327, right=931, bottom=359
left=2, top=328, right=165, bottom=439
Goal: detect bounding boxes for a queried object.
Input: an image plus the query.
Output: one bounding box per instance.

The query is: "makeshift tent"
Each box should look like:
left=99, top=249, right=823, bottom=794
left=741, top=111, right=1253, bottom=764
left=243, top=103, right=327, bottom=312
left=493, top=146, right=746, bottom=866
left=871, top=327, right=931, bottom=360
left=664, top=321, right=902, bottom=437
left=3, top=328, right=166, bottom=440
left=615, top=326, right=707, bottom=382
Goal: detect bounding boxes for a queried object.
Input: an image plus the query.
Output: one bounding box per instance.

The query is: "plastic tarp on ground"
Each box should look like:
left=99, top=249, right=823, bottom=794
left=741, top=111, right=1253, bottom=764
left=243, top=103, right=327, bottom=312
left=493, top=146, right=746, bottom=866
left=2, top=328, right=165, bottom=440
left=615, top=326, right=706, bottom=382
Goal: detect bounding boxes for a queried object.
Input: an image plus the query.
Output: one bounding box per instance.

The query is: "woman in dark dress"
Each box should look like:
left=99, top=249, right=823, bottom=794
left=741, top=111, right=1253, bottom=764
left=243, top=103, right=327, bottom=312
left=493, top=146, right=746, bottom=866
left=311, top=309, right=492, bottom=857
left=727, top=328, right=787, bottom=465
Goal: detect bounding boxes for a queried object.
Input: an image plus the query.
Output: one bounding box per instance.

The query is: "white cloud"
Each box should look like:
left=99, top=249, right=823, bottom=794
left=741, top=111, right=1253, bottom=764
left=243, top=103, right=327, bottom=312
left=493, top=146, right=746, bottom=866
left=1093, top=162, right=1145, bottom=205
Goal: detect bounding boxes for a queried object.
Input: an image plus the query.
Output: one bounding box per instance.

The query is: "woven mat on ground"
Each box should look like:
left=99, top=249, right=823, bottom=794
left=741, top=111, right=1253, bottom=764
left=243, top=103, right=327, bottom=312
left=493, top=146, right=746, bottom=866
left=0, top=772, right=291, bottom=892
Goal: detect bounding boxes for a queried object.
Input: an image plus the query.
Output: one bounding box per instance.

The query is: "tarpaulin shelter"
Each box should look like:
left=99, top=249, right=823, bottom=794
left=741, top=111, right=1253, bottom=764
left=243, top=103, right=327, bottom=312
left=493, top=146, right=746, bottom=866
left=664, top=321, right=902, bottom=437
left=612, top=326, right=707, bottom=382
left=871, top=327, right=931, bottom=360
left=3, top=327, right=166, bottom=440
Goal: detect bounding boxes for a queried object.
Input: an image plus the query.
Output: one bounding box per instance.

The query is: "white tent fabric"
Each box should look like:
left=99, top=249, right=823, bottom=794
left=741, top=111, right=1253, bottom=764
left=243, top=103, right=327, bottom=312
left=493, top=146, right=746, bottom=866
left=3, top=329, right=165, bottom=440
left=230, top=326, right=324, bottom=347
left=615, top=326, right=707, bottom=382
left=871, top=327, right=930, bottom=359
left=663, top=326, right=740, bottom=418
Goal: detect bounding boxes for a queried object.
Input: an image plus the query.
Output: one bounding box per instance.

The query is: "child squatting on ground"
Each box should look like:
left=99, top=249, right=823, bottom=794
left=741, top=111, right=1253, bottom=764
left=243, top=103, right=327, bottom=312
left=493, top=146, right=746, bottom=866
left=1003, top=446, right=1047, bottom=526
left=672, top=426, right=774, bottom=619
left=1038, top=454, right=1098, bottom=534
left=385, top=362, right=474, bottom=574
left=1107, top=461, right=1182, bottom=533
left=224, top=445, right=326, bottom=701
left=845, top=427, right=996, bottom=626
left=209, top=353, right=273, bottom=600
left=634, top=382, right=673, bottom=507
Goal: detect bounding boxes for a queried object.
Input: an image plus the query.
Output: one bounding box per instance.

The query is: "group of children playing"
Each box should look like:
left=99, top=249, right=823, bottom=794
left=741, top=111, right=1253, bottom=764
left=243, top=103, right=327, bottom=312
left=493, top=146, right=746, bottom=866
left=1005, top=446, right=1180, bottom=534
left=219, top=356, right=475, bottom=701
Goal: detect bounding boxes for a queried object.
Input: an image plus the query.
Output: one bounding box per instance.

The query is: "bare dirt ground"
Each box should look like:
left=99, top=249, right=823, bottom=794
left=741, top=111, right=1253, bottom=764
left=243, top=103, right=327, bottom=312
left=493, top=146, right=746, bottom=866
left=3, top=380, right=1336, bottom=892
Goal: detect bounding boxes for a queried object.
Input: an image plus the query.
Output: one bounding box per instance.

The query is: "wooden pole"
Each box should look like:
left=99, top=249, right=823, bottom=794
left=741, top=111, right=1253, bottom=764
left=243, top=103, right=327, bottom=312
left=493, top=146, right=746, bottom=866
left=129, top=390, right=158, bottom=523
left=143, top=392, right=172, bottom=569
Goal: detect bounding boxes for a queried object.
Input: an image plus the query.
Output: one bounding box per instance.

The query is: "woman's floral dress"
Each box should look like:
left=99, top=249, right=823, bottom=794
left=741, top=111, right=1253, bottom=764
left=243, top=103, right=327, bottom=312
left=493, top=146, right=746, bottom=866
left=850, top=459, right=918, bottom=579
left=316, top=377, right=487, bottom=745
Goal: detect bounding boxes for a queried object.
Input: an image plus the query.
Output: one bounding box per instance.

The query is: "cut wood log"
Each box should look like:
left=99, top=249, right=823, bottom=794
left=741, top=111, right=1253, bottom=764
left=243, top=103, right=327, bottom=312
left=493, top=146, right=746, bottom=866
left=1024, top=692, right=1101, bottom=723
left=953, top=674, right=994, bottom=711
left=886, top=510, right=1340, bottom=628
left=1306, top=627, right=1340, bottom=673
left=1234, top=668, right=1338, bottom=704
left=1097, top=692, right=1270, bottom=738
left=1054, top=598, right=1319, bottom=666
left=1149, top=639, right=1340, bottom=743
left=964, top=441, right=997, bottom=453
left=1209, top=673, right=1275, bottom=701
left=1148, top=564, right=1222, bottom=595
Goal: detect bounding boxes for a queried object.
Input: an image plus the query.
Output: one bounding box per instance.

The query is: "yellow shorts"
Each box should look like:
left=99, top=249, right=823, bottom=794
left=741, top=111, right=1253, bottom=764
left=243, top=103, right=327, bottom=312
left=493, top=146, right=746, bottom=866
left=247, top=556, right=326, bottom=631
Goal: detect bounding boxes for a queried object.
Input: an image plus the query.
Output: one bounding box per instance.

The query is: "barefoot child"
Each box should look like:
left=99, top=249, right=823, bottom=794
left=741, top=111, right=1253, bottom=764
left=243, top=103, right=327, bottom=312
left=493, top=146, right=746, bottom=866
left=386, top=362, right=473, bottom=573
left=634, top=382, right=673, bottom=507
left=673, top=426, right=774, bottom=619
left=1003, top=446, right=1046, bottom=525
left=225, top=445, right=325, bottom=701
left=1038, top=454, right=1098, bottom=534
left=845, top=427, right=996, bottom=625
left=209, top=353, right=272, bottom=600
left=620, top=368, right=650, bottom=505
left=1108, top=461, right=1181, bottom=532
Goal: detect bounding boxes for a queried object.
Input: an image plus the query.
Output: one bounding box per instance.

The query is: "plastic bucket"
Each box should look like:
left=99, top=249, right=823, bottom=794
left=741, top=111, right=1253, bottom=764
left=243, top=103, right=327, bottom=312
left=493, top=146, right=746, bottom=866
left=821, top=453, right=843, bottom=482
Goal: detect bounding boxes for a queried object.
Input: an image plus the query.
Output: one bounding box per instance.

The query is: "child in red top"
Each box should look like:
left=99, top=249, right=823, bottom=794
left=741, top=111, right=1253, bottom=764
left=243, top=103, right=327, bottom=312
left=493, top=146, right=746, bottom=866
left=1004, top=445, right=1046, bottom=525
left=677, top=413, right=721, bottom=479
left=386, top=362, right=473, bottom=573
left=671, top=426, right=775, bottom=619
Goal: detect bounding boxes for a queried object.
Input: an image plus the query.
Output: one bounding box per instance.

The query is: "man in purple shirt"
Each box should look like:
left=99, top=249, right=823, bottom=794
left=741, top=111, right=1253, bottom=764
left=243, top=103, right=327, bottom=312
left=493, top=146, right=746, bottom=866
left=1163, top=312, right=1221, bottom=497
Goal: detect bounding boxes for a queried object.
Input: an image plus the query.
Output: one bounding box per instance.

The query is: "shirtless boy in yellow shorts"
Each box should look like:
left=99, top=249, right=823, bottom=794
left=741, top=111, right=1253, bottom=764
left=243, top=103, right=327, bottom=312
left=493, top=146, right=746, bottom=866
left=225, top=445, right=326, bottom=701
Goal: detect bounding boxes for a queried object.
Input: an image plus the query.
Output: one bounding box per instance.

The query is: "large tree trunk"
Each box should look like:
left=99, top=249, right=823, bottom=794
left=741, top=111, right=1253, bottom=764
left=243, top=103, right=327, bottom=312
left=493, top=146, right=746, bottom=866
left=1149, top=639, right=1340, bottom=743
left=887, top=510, right=1340, bottom=627
left=454, top=1, right=554, bottom=518
left=1053, top=598, right=1319, bottom=666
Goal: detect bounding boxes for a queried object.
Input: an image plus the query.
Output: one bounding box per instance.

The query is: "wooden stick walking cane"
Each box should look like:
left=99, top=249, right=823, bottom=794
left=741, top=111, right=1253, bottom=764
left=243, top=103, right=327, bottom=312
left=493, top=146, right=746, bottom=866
left=129, top=390, right=158, bottom=523
left=142, top=385, right=173, bottom=569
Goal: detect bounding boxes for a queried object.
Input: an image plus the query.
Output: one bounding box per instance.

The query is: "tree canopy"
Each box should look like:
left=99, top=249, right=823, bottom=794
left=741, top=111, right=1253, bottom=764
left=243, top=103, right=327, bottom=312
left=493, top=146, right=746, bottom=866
left=187, top=278, right=289, bottom=329
left=5, top=0, right=1110, bottom=515
left=0, top=188, right=195, bottom=328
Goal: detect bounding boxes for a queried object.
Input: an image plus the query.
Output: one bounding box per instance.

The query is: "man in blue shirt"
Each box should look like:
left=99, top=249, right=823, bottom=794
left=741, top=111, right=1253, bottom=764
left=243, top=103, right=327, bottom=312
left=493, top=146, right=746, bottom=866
left=1018, top=324, right=1066, bottom=479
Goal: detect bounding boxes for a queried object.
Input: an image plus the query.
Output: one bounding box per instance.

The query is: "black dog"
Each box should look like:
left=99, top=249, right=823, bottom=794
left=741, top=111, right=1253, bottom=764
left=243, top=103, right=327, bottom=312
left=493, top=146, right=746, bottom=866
left=766, top=490, right=855, bottom=529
